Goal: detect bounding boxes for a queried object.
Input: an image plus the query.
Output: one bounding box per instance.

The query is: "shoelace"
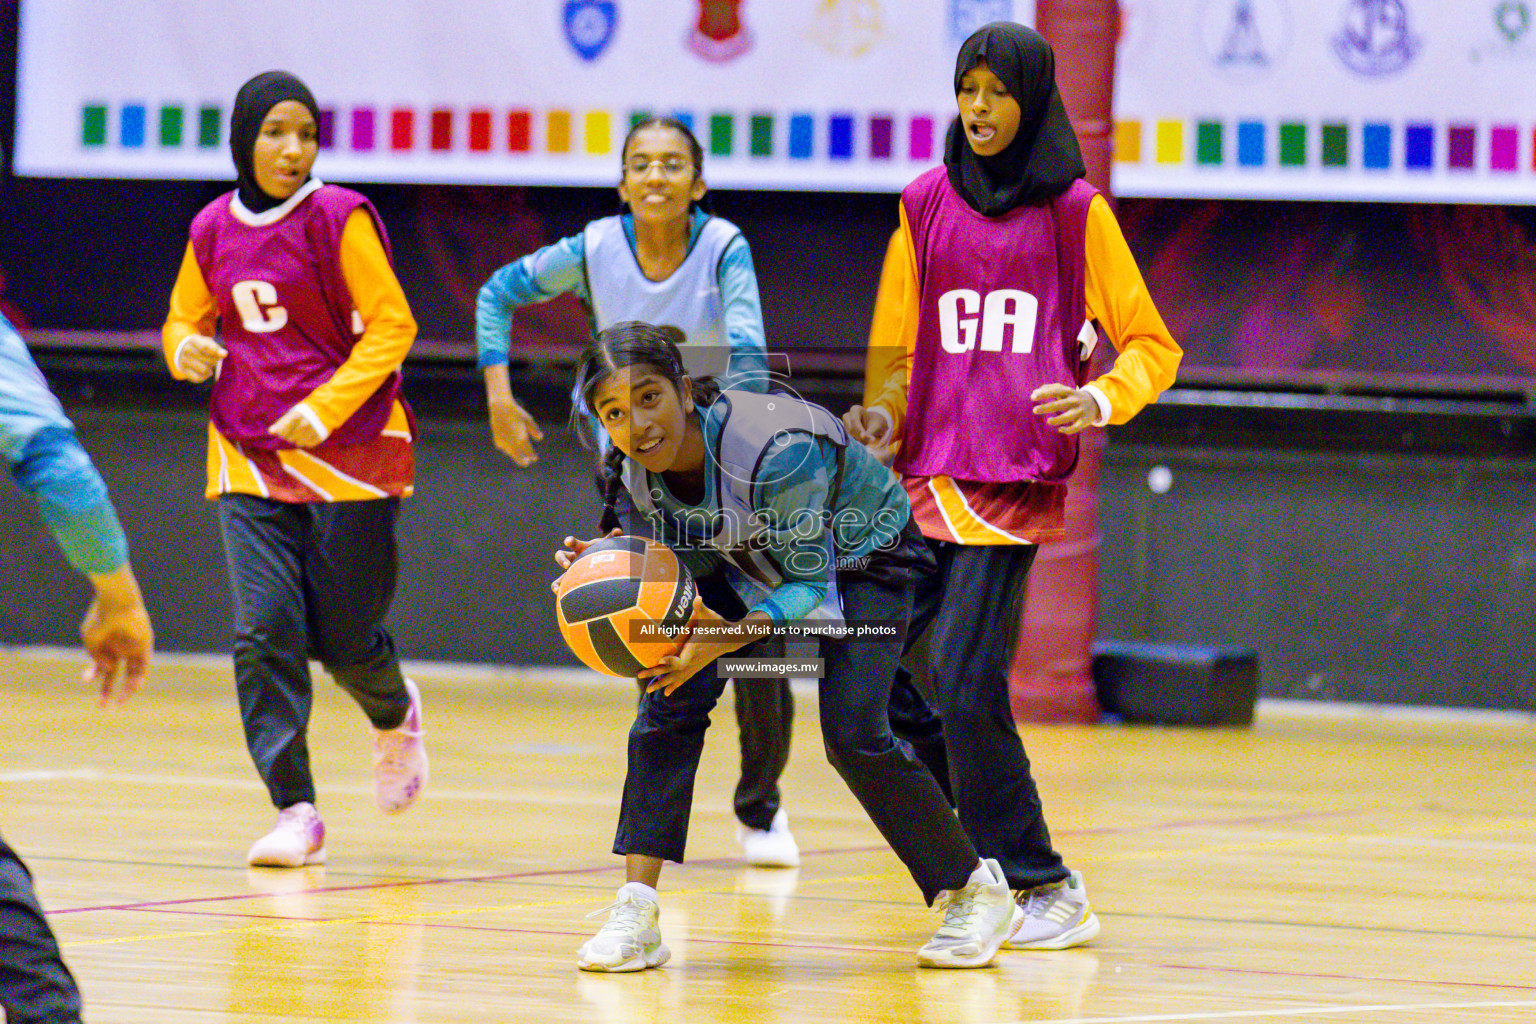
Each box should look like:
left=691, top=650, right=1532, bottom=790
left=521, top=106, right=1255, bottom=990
left=932, top=885, right=989, bottom=937
left=585, top=896, right=649, bottom=932
left=1020, top=883, right=1066, bottom=919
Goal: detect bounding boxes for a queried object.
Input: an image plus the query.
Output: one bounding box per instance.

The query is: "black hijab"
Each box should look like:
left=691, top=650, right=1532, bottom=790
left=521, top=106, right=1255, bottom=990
left=230, top=71, right=320, bottom=214
left=944, top=22, right=1085, bottom=217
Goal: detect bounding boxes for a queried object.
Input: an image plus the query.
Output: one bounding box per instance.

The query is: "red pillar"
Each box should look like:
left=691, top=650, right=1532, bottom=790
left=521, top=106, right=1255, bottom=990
left=1009, top=0, right=1121, bottom=724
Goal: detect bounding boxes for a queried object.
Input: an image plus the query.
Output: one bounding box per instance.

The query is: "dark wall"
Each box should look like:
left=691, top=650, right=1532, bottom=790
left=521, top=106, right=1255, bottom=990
left=0, top=175, right=898, bottom=359
left=9, top=176, right=1536, bottom=392
left=1097, top=443, right=1536, bottom=712
left=4, top=376, right=1534, bottom=714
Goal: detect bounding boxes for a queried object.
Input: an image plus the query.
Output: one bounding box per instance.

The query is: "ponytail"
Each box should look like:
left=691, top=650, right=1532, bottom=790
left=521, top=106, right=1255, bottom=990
left=597, top=444, right=626, bottom=533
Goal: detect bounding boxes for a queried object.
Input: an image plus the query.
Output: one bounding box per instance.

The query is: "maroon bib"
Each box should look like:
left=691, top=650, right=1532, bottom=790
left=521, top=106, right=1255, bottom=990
left=190, top=182, right=404, bottom=449
left=896, top=168, right=1095, bottom=483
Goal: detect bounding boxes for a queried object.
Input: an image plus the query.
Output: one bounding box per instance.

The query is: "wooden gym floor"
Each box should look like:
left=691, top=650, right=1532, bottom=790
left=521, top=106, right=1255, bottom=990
left=1, top=647, right=1533, bottom=1023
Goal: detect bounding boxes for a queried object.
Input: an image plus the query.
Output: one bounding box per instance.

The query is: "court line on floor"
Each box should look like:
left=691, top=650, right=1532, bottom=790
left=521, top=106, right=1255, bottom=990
left=1022, top=999, right=1536, bottom=1023
left=46, top=802, right=1370, bottom=916
left=47, top=860, right=683, bottom=915
left=58, top=868, right=918, bottom=951
left=47, top=846, right=887, bottom=916
left=96, top=906, right=908, bottom=957
left=54, top=812, right=1536, bottom=954
left=78, top=888, right=1536, bottom=947
left=93, top=906, right=1536, bottom=993
left=49, top=807, right=1529, bottom=930
left=1143, top=962, right=1536, bottom=994
left=125, top=902, right=1536, bottom=951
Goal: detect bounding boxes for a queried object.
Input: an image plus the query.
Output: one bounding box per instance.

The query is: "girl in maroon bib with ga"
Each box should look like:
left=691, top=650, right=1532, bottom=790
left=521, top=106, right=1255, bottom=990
left=162, top=72, right=429, bottom=868
left=846, top=22, right=1182, bottom=952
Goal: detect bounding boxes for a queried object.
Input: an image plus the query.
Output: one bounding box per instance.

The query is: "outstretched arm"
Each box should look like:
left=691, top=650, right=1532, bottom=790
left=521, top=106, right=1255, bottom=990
left=476, top=234, right=586, bottom=464
left=8, top=427, right=152, bottom=703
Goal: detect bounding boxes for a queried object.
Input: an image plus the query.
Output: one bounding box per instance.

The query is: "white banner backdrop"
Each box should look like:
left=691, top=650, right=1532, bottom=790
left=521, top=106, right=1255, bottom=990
left=13, top=0, right=1032, bottom=192
left=16, top=0, right=1536, bottom=203
left=1113, top=0, right=1536, bottom=203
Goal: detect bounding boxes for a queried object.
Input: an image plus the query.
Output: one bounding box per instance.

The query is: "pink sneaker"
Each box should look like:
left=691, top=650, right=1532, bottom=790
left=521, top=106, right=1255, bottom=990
left=373, top=678, right=428, bottom=814
left=247, top=802, right=326, bottom=867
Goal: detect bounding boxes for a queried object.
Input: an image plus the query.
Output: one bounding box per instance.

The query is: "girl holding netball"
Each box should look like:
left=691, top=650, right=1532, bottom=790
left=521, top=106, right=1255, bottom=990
left=845, top=21, right=1182, bottom=949
left=556, top=321, right=1021, bottom=971
left=479, top=118, right=796, bottom=867
left=162, top=71, right=428, bottom=867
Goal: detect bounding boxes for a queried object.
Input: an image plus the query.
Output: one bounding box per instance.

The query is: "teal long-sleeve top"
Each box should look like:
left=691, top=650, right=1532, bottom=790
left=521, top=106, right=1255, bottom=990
left=0, top=313, right=129, bottom=575
left=475, top=209, right=769, bottom=389
left=632, top=400, right=909, bottom=625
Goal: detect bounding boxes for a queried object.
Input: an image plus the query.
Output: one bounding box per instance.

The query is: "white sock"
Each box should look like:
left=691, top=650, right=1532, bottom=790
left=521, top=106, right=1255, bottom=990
left=621, top=881, right=660, bottom=903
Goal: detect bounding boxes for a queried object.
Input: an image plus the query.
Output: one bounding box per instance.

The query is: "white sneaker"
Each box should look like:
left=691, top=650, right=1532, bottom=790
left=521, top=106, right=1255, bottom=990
left=737, top=808, right=800, bottom=867
left=1004, top=869, right=1101, bottom=949
left=373, top=678, right=428, bottom=814
left=577, top=882, right=672, bottom=972
left=247, top=802, right=326, bottom=868
left=917, top=859, right=1021, bottom=968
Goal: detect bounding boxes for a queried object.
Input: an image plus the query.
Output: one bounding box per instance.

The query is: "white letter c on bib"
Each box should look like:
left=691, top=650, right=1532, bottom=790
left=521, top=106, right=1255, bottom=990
left=231, top=280, right=289, bottom=333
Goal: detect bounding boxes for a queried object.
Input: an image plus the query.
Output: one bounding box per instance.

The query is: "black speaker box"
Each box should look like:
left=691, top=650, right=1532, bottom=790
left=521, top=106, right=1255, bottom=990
left=1092, top=641, right=1259, bottom=726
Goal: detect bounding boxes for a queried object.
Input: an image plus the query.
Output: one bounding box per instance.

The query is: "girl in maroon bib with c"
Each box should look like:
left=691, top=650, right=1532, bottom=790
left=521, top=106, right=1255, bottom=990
left=162, top=71, right=429, bottom=868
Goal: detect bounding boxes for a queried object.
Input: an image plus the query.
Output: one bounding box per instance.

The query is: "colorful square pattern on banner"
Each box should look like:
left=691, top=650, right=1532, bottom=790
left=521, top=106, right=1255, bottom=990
left=17, top=0, right=1536, bottom=202
left=16, top=0, right=1013, bottom=192
left=1112, top=0, right=1536, bottom=202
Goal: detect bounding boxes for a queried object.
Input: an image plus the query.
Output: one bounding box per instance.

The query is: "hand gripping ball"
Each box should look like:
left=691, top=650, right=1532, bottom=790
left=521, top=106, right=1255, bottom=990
left=554, top=536, right=695, bottom=677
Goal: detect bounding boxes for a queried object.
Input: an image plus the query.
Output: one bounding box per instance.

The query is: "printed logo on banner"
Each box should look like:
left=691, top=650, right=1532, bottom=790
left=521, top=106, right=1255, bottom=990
left=688, top=0, right=753, bottom=62
left=1497, top=0, right=1532, bottom=39
left=1199, top=0, right=1292, bottom=78
left=1332, top=0, right=1420, bottom=77
left=1471, top=1, right=1536, bottom=62
left=949, top=0, right=1013, bottom=47
left=564, top=0, right=618, bottom=62
left=808, top=0, right=885, bottom=58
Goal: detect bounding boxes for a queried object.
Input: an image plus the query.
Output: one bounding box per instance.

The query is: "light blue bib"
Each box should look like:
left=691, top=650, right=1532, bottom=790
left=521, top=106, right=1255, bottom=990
left=583, top=213, right=741, bottom=380
left=625, top=390, right=848, bottom=620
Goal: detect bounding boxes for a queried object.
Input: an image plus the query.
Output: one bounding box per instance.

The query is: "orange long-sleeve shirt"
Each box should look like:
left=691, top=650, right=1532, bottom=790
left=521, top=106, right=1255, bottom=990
left=864, top=193, right=1181, bottom=544
left=163, top=206, right=416, bottom=502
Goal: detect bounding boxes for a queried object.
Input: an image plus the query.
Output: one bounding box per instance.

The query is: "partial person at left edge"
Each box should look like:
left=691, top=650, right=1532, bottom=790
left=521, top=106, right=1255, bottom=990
left=1, top=309, right=153, bottom=1024
left=161, top=70, right=429, bottom=869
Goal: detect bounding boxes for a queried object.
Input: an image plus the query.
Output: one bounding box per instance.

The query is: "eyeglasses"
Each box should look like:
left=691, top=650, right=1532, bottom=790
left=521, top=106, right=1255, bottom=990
left=625, top=157, right=693, bottom=177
